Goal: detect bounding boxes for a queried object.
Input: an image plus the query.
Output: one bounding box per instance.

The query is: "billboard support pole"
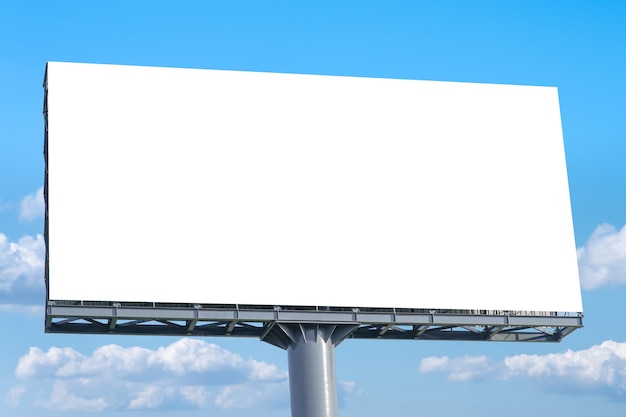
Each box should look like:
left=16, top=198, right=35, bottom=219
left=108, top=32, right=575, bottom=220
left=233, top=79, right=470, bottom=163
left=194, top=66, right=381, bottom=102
left=266, top=323, right=358, bottom=417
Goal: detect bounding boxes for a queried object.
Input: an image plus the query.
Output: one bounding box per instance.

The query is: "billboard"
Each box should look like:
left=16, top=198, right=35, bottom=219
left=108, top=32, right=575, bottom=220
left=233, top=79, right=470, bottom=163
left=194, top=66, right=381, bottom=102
left=44, top=62, right=583, bottom=313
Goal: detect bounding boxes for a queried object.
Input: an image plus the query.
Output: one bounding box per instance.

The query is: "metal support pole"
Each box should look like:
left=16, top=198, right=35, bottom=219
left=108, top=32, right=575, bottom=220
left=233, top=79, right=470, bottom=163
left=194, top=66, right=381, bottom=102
left=287, top=324, right=338, bottom=417
left=261, top=323, right=358, bottom=417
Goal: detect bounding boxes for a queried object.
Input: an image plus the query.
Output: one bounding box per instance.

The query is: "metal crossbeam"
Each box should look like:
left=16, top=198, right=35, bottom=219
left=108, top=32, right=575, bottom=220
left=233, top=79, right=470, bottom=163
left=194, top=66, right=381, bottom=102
left=46, top=302, right=582, bottom=344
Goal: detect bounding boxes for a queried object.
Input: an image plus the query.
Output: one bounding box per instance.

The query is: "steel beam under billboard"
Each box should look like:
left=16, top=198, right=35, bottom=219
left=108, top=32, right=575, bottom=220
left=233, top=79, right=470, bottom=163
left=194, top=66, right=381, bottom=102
left=44, top=62, right=583, bottom=316
left=46, top=301, right=582, bottom=344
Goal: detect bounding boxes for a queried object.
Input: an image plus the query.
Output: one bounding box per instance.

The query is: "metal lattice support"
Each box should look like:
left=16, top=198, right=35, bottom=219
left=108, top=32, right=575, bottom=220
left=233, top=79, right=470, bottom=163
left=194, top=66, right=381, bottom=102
left=46, top=302, right=582, bottom=342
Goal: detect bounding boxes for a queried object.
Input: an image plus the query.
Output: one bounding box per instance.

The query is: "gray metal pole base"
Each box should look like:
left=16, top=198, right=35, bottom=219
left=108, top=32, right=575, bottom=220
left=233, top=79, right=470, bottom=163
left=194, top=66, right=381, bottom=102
left=264, top=323, right=357, bottom=417
left=288, top=325, right=338, bottom=417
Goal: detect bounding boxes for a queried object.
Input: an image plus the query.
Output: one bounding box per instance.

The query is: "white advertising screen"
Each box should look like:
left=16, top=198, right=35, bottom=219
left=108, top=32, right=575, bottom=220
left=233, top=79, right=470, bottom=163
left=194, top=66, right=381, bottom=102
left=45, top=62, right=583, bottom=312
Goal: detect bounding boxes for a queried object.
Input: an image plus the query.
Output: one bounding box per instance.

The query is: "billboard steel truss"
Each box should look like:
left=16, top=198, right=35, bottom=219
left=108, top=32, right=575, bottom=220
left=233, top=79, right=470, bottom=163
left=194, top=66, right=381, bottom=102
left=46, top=302, right=582, bottom=346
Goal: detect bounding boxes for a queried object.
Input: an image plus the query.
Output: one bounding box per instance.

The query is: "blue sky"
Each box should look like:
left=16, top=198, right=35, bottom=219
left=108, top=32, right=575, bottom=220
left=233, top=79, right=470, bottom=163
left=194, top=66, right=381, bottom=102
left=1, top=1, right=626, bottom=416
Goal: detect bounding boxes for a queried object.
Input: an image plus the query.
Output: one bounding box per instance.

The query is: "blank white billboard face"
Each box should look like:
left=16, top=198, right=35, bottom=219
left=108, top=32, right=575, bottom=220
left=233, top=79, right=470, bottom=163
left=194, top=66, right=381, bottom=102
left=45, top=62, right=583, bottom=312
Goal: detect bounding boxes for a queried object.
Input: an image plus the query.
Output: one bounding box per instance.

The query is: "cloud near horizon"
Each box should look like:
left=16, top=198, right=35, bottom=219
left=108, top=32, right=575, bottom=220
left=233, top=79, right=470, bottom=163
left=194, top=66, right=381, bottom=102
left=10, top=338, right=360, bottom=412
left=11, top=338, right=290, bottom=411
left=577, top=223, right=626, bottom=290
left=419, top=340, right=626, bottom=400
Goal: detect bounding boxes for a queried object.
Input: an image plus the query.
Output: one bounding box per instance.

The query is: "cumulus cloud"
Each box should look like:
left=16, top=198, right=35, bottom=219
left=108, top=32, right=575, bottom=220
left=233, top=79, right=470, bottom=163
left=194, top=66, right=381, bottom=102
left=0, top=231, right=46, bottom=313
left=179, top=385, right=210, bottom=408
left=504, top=340, right=626, bottom=397
left=128, top=385, right=168, bottom=409
left=577, top=223, right=626, bottom=290
left=15, top=339, right=285, bottom=383
left=0, top=233, right=45, bottom=292
left=14, top=338, right=289, bottom=412
left=19, top=186, right=44, bottom=221
left=215, top=381, right=288, bottom=409
left=419, top=355, right=495, bottom=381
left=36, top=381, right=108, bottom=412
left=419, top=340, right=626, bottom=400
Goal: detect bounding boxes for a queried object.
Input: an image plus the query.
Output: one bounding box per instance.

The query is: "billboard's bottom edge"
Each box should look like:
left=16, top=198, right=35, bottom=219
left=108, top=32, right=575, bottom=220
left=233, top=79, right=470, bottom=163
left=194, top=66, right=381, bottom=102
left=46, top=299, right=582, bottom=317
left=45, top=299, right=583, bottom=344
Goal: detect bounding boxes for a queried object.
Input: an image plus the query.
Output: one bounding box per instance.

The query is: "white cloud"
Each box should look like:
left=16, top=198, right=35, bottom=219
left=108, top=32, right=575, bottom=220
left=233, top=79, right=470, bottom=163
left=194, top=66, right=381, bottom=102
left=36, top=381, right=109, bottom=412
left=149, top=338, right=248, bottom=375
left=57, top=344, right=153, bottom=378
left=504, top=340, right=626, bottom=397
left=248, top=359, right=288, bottom=381
left=19, top=186, right=44, bottom=221
left=419, top=340, right=626, bottom=400
left=419, top=355, right=451, bottom=373
left=419, top=355, right=494, bottom=381
left=577, top=223, right=626, bottom=290
left=179, top=385, right=210, bottom=408
left=14, top=338, right=289, bottom=412
left=16, top=346, right=85, bottom=379
left=128, top=385, right=169, bottom=409
left=124, top=383, right=216, bottom=410
left=0, top=233, right=45, bottom=292
left=15, top=338, right=288, bottom=385
left=215, top=381, right=288, bottom=409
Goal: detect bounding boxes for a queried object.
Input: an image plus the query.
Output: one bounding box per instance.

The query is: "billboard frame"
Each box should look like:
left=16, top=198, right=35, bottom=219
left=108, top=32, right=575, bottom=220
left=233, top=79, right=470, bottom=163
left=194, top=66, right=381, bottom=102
left=42, top=62, right=584, bottom=417
left=43, top=63, right=583, bottom=344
